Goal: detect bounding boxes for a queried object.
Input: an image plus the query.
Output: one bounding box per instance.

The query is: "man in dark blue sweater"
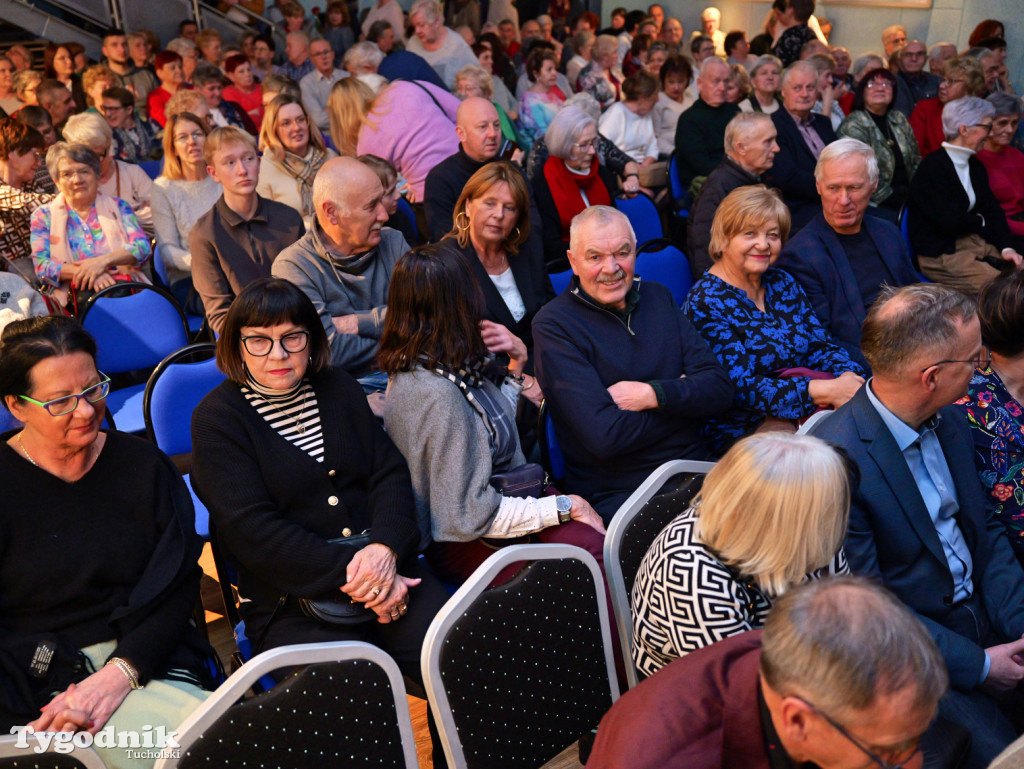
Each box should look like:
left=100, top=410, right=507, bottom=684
left=532, top=206, right=733, bottom=521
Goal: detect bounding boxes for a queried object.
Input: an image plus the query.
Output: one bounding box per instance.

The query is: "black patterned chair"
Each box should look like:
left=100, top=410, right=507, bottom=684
left=0, top=735, right=106, bottom=769
left=154, top=641, right=418, bottom=769
left=422, top=543, right=619, bottom=769
left=603, top=459, right=716, bottom=688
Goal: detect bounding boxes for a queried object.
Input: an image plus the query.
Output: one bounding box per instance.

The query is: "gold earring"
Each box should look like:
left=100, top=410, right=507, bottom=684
left=455, top=210, right=470, bottom=232
left=513, top=226, right=521, bottom=241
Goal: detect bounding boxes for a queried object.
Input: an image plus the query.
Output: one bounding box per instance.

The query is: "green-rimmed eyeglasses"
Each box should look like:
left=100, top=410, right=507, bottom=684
left=240, top=331, right=310, bottom=357
left=19, top=376, right=111, bottom=416
left=792, top=696, right=922, bottom=769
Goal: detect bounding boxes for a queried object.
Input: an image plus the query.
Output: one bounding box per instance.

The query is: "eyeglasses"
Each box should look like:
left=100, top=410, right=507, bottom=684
left=174, top=130, right=205, bottom=144
left=970, top=123, right=993, bottom=134
left=572, top=138, right=598, bottom=152
left=240, top=331, right=310, bottom=356
left=19, top=376, right=111, bottom=416
left=792, top=696, right=921, bottom=769
left=920, top=356, right=990, bottom=372
left=57, top=167, right=96, bottom=181
left=866, top=80, right=893, bottom=89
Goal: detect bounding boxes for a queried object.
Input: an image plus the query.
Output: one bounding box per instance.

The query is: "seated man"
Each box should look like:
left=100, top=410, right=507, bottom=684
left=776, top=138, right=918, bottom=367
left=273, top=156, right=409, bottom=382
left=533, top=205, right=732, bottom=520
left=36, top=80, right=75, bottom=137
left=588, top=577, right=947, bottom=769
left=190, top=127, right=305, bottom=334
left=687, top=111, right=778, bottom=279
left=765, top=60, right=836, bottom=231
left=300, top=38, right=347, bottom=133
left=275, top=31, right=314, bottom=83
left=406, top=0, right=479, bottom=90
left=673, top=57, right=740, bottom=192
left=812, top=283, right=1024, bottom=768
left=891, top=40, right=941, bottom=117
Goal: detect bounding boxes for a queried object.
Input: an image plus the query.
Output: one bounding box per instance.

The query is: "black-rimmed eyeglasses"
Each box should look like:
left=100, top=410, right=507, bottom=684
left=919, top=357, right=990, bottom=372
left=240, top=331, right=310, bottom=357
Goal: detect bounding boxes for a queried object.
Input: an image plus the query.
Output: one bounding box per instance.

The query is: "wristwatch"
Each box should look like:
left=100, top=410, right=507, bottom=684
left=555, top=495, right=573, bottom=524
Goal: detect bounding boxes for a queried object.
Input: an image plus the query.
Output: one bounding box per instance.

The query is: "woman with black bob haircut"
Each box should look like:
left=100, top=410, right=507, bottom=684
left=0, top=315, right=216, bottom=763
left=189, top=278, right=449, bottom=759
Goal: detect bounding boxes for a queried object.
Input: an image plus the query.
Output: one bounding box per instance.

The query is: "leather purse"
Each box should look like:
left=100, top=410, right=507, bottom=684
left=296, top=531, right=376, bottom=625
left=489, top=462, right=547, bottom=499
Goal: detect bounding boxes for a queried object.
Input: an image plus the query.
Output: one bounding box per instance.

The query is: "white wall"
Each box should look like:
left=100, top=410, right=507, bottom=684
left=603, top=0, right=1021, bottom=91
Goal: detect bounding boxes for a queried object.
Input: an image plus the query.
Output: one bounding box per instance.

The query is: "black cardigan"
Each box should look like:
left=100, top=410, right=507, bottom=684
left=189, top=367, right=419, bottom=637
left=0, top=431, right=212, bottom=726
left=907, top=147, right=1016, bottom=258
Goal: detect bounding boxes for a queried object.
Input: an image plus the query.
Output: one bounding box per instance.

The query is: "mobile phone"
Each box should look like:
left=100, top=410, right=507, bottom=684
left=500, top=139, right=518, bottom=160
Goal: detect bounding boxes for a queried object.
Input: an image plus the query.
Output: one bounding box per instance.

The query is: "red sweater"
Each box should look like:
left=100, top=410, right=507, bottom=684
left=910, top=97, right=945, bottom=158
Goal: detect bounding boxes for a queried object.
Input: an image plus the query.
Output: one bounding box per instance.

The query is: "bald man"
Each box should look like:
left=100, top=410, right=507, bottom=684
left=273, top=157, right=410, bottom=378
left=423, top=96, right=543, bottom=245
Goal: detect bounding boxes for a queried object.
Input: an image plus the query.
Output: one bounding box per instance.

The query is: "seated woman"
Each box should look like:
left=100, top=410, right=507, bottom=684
left=630, top=432, right=850, bottom=678
left=598, top=70, right=659, bottom=166
left=738, top=54, right=781, bottom=115
left=11, top=69, right=42, bottom=111
left=257, top=94, right=335, bottom=225
left=837, top=67, right=920, bottom=217
left=192, top=64, right=257, bottom=135
left=685, top=185, right=866, bottom=456
left=222, top=53, right=263, bottom=132
left=532, top=104, right=635, bottom=271
left=576, top=35, right=623, bottom=110
left=469, top=42, right=517, bottom=121
left=910, top=56, right=986, bottom=158
left=61, top=112, right=154, bottom=237
left=907, top=96, right=1023, bottom=296
left=954, top=271, right=1024, bottom=566
left=0, top=315, right=215, bottom=762
left=0, top=118, right=54, bottom=285
left=147, top=50, right=188, bottom=129
left=455, top=64, right=520, bottom=147
left=977, top=93, right=1024, bottom=238
left=651, top=54, right=695, bottom=158
left=190, top=278, right=450, bottom=760
left=151, top=112, right=223, bottom=316
left=807, top=52, right=845, bottom=132
left=13, top=107, right=57, bottom=193
left=101, top=87, right=162, bottom=164
left=380, top=245, right=606, bottom=584
left=518, top=47, right=566, bottom=149
left=30, top=143, right=150, bottom=313
left=81, top=65, right=117, bottom=117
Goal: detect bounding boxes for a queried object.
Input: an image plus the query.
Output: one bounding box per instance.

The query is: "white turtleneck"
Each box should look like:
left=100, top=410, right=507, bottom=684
left=941, top=141, right=976, bottom=211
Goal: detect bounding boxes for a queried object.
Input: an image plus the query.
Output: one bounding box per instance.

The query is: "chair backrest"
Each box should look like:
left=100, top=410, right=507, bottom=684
left=79, top=283, right=190, bottom=374
left=636, top=239, right=694, bottom=306
left=796, top=409, right=833, bottom=435
left=396, top=196, right=419, bottom=243
left=0, top=734, right=106, bottom=768
left=139, top=159, right=163, bottom=180
left=604, top=459, right=715, bottom=688
left=143, top=343, right=224, bottom=455
left=614, top=193, right=663, bottom=245
left=536, top=398, right=565, bottom=485
left=422, top=544, right=619, bottom=769
left=549, top=268, right=573, bottom=295
left=898, top=205, right=922, bottom=272
left=155, top=642, right=418, bottom=769
left=669, top=153, right=684, bottom=200
left=151, top=244, right=170, bottom=289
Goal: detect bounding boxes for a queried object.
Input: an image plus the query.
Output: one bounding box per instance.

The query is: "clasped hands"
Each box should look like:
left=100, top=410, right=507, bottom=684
left=28, top=664, right=132, bottom=736
left=342, top=543, right=417, bottom=624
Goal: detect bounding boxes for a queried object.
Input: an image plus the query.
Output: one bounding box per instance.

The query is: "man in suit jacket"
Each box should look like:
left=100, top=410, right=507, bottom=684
left=765, top=60, right=836, bottom=231
left=812, top=283, right=1024, bottom=769
left=777, top=138, right=918, bottom=367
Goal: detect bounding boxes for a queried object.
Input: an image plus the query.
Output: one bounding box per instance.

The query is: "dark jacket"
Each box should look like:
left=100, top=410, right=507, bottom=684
left=907, top=147, right=1016, bottom=258
left=673, top=98, right=741, bottom=190
left=532, top=161, right=619, bottom=272
left=378, top=50, right=447, bottom=90
left=811, top=388, right=1024, bottom=691
left=776, top=212, right=918, bottom=366
left=532, top=276, right=733, bottom=516
left=765, top=109, right=836, bottom=231
left=892, top=70, right=942, bottom=118
left=190, top=367, right=420, bottom=643
left=686, top=157, right=761, bottom=280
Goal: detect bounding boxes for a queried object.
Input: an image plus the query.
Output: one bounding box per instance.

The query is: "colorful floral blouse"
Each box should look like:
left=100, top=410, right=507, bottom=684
left=518, top=88, right=565, bottom=149
left=684, top=268, right=866, bottom=455
left=954, top=366, right=1024, bottom=564
left=30, top=197, right=150, bottom=287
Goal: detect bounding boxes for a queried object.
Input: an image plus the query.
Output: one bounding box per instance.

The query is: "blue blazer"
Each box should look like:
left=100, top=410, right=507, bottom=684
left=776, top=212, right=918, bottom=368
left=812, top=387, right=1024, bottom=691
left=765, top=109, right=836, bottom=231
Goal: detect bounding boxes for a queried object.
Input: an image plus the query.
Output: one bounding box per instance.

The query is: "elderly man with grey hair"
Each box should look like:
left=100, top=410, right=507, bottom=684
left=929, top=42, right=957, bottom=75
left=687, top=111, right=778, bottom=278
left=777, top=137, right=917, bottom=367
left=907, top=95, right=1023, bottom=294
left=812, top=283, right=1024, bottom=768
left=881, top=23, right=907, bottom=57
left=588, top=576, right=950, bottom=769
left=276, top=31, right=315, bottom=83
left=300, top=37, right=348, bottom=132
left=673, top=57, right=740, bottom=190
left=273, top=156, right=410, bottom=380
left=406, top=0, right=479, bottom=89
left=533, top=205, right=731, bottom=520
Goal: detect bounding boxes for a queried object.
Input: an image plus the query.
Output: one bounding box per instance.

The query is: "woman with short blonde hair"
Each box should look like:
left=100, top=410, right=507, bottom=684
left=327, top=77, right=374, bottom=157
left=631, top=432, right=851, bottom=677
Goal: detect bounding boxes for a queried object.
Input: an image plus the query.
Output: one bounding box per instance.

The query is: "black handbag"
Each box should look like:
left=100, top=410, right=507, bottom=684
left=296, top=531, right=377, bottom=625
left=489, top=462, right=547, bottom=499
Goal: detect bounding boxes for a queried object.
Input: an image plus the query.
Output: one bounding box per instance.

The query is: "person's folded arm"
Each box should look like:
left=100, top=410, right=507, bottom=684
left=647, top=311, right=734, bottom=417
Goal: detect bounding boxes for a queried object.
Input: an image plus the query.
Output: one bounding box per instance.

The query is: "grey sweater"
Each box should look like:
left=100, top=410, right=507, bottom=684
left=273, top=224, right=410, bottom=375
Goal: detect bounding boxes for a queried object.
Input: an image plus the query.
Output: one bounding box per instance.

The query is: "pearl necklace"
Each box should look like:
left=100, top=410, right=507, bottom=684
left=16, top=432, right=38, bottom=467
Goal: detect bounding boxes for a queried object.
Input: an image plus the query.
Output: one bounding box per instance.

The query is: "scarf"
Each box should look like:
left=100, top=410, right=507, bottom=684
left=280, top=146, right=328, bottom=218
left=543, top=154, right=611, bottom=241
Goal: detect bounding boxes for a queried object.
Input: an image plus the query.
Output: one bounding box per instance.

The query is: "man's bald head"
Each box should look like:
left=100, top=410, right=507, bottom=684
left=314, top=156, right=381, bottom=216
left=456, top=96, right=502, bottom=161
left=313, top=156, right=390, bottom=254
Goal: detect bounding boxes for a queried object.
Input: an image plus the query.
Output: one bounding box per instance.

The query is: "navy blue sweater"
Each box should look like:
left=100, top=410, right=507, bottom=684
left=532, top=276, right=734, bottom=516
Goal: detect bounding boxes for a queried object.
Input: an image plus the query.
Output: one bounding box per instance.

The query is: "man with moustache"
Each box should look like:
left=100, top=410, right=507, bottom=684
left=273, top=156, right=410, bottom=379
left=533, top=205, right=732, bottom=521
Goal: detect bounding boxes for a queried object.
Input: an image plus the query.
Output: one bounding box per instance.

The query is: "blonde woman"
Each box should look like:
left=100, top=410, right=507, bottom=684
left=630, top=432, right=851, bottom=678
left=327, top=76, right=374, bottom=158
left=454, top=64, right=518, bottom=144
left=257, top=93, right=335, bottom=221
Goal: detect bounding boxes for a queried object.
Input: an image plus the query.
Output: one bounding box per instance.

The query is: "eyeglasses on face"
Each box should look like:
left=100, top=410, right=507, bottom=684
left=240, top=331, right=310, bottom=356
left=19, top=376, right=111, bottom=416
left=792, top=696, right=921, bottom=769
left=920, top=357, right=991, bottom=372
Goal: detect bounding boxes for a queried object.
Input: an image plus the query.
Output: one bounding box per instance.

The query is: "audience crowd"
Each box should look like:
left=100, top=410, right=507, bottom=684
left=1, top=4, right=1024, bottom=769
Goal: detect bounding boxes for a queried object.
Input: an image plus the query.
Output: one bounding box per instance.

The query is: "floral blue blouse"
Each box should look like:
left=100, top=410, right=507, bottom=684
left=684, top=268, right=866, bottom=455
left=953, top=367, right=1024, bottom=565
